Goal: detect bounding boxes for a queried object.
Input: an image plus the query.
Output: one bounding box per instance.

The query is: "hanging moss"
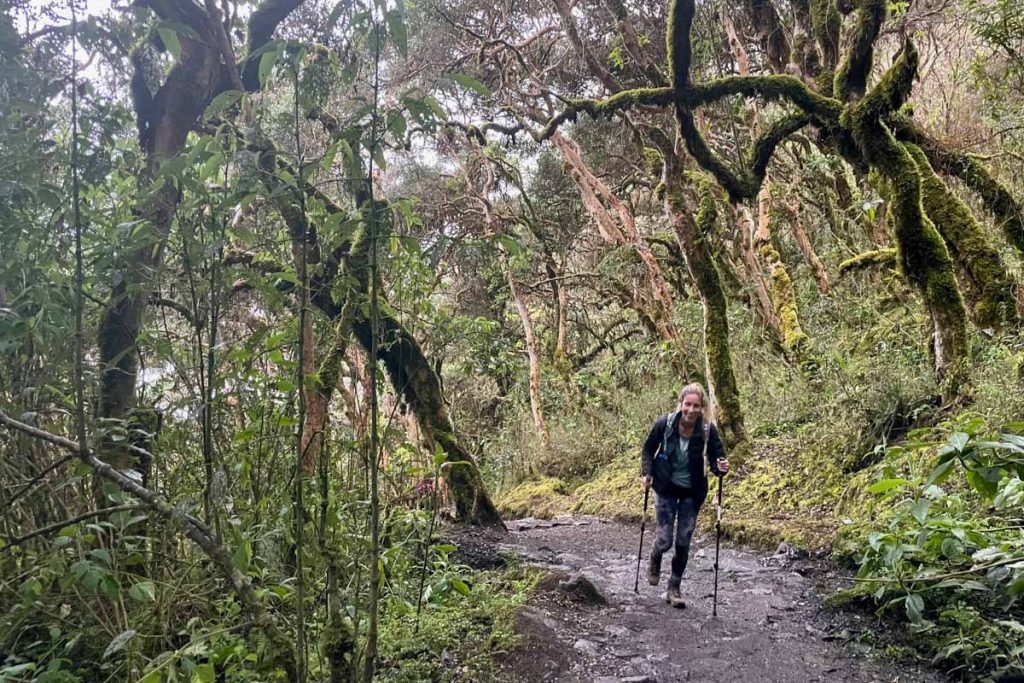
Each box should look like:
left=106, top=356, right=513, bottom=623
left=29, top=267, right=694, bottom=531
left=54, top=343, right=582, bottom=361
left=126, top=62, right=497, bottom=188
left=838, top=248, right=897, bottom=274
left=843, top=42, right=970, bottom=399
left=833, top=0, right=886, bottom=100
left=906, top=143, right=1020, bottom=329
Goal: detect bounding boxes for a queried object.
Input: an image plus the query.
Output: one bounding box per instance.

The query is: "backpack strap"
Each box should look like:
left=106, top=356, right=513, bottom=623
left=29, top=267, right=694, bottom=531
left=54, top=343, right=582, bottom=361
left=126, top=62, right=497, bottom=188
left=701, top=420, right=712, bottom=477
left=658, top=411, right=678, bottom=459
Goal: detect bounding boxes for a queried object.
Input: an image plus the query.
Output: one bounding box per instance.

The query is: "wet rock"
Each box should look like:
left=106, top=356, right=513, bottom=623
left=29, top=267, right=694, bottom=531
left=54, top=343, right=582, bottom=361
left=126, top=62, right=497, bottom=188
left=558, top=552, right=586, bottom=566
left=621, top=676, right=658, bottom=683
left=604, top=624, right=631, bottom=638
left=804, top=623, right=828, bottom=639
left=573, top=638, right=600, bottom=655
left=558, top=573, right=609, bottom=606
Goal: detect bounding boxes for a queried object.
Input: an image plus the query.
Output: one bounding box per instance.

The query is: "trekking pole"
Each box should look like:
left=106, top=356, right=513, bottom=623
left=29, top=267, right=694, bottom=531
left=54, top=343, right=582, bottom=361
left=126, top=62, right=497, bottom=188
left=712, top=469, right=723, bottom=616
left=633, top=486, right=650, bottom=593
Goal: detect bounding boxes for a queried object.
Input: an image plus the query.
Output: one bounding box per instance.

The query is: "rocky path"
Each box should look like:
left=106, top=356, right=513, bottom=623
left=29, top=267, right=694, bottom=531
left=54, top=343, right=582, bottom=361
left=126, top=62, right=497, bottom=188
left=495, top=516, right=940, bottom=683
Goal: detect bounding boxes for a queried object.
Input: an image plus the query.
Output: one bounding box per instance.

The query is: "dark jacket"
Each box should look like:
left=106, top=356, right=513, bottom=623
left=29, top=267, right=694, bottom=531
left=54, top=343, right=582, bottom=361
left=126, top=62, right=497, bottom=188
left=641, top=412, right=726, bottom=504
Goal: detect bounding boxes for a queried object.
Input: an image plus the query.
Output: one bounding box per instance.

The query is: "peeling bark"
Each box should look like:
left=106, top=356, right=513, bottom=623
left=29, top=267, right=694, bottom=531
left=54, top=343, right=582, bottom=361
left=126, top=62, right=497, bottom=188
left=783, top=199, right=830, bottom=295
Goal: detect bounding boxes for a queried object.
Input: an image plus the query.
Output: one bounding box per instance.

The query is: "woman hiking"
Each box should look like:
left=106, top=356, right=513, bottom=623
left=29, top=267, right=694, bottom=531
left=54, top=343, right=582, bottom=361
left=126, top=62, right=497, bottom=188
left=640, top=383, right=729, bottom=607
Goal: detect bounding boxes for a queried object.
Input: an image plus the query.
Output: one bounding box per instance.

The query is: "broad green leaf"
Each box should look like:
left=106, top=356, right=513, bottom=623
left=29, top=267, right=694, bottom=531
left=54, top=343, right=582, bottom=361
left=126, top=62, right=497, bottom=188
left=867, top=478, right=911, bottom=494
left=445, top=73, right=492, bottom=97
left=157, top=27, right=181, bottom=61
left=925, top=459, right=955, bottom=488
left=387, top=9, right=407, bottom=57
left=905, top=593, right=924, bottom=624
left=948, top=431, right=969, bottom=452
left=192, top=663, right=215, bottom=683
left=103, top=629, right=137, bottom=659
left=205, top=90, right=243, bottom=119
left=129, top=581, right=156, bottom=602
left=89, top=548, right=112, bottom=564
left=911, top=498, right=930, bottom=524
left=259, top=49, right=279, bottom=88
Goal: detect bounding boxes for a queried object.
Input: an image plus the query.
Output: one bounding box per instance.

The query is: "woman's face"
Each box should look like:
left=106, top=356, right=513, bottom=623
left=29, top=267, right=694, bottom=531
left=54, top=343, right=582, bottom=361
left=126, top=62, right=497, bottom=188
left=679, top=392, right=703, bottom=425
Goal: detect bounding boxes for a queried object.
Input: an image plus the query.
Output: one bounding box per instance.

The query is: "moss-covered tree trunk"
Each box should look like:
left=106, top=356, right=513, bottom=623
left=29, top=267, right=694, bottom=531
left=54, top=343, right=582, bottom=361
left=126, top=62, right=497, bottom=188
left=98, top=0, right=305, bottom=475
left=905, top=144, right=1021, bottom=330
left=663, top=160, right=748, bottom=452
left=264, top=140, right=504, bottom=527
left=754, top=182, right=812, bottom=362
left=349, top=313, right=503, bottom=525
left=844, top=43, right=970, bottom=399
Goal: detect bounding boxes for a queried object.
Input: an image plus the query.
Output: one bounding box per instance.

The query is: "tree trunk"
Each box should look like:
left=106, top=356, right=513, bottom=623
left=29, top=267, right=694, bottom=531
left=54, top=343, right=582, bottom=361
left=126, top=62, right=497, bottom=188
left=503, top=256, right=551, bottom=449
left=350, top=313, right=503, bottom=526
left=662, top=159, right=748, bottom=454
left=753, top=181, right=812, bottom=361
left=783, top=199, right=830, bottom=296
left=736, top=205, right=783, bottom=340
left=846, top=45, right=969, bottom=400
left=98, top=0, right=302, bottom=469
left=906, top=143, right=1021, bottom=330
left=553, top=133, right=700, bottom=376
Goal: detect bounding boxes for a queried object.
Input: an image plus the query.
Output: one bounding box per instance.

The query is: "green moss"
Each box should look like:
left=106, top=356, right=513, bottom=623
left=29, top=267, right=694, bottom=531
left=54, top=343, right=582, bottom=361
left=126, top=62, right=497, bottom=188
left=844, top=42, right=970, bottom=400
left=838, top=248, right=897, bottom=274
left=496, top=477, right=575, bottom=519
left=810, top=0, right=841, bottom=74
left=676, top=109, right=810, bottom=202
left=756, top=234, right=812, bottom=361
left=687, top=179, right=748, bottom=450
left=538, top=89, right=674, bottom=141
left=723, top=436, right=847, bottom=550
left=572, top=455, right=646, bottom=520
left=685, top=76, right=843, bottom=124
left=905, top=143, right=1019, bottom=329
left=833, top=0, right=886, bottom=100
left=890, top=114, right=1024, bottom=257
left=667, top=0, right=696, bottom=91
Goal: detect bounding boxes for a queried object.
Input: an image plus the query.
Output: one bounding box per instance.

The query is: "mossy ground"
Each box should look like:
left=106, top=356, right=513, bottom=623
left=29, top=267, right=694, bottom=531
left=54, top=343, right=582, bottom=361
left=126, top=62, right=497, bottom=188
left=496, top=477, right=576, bottom=519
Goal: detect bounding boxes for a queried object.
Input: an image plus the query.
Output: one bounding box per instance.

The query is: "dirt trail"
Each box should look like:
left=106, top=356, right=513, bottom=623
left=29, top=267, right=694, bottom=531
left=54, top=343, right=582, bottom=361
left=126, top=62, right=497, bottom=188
left=495, top=516, right=940, bottom=683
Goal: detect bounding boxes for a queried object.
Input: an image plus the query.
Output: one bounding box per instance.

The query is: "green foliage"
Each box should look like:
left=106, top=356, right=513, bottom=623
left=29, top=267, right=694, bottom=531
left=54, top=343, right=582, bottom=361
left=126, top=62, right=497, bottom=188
left=838, top=424, right=1024, bottom=678
left=378, top=569, right=534, bottom=681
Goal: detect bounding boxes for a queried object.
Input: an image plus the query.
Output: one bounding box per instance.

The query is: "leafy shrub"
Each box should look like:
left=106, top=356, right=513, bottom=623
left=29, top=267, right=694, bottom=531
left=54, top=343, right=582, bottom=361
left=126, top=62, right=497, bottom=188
left=839, top=421, right=1024, bottom=678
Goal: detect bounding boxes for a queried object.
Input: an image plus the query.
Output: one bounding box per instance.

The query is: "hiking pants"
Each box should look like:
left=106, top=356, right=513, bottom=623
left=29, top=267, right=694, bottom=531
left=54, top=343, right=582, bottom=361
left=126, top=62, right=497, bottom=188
left=651, top=493, right=700, bottom=584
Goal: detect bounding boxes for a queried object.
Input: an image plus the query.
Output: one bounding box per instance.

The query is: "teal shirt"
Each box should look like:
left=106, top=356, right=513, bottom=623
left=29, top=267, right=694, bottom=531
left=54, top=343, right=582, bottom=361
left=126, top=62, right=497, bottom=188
left=671, top=434, right=691, bottom=488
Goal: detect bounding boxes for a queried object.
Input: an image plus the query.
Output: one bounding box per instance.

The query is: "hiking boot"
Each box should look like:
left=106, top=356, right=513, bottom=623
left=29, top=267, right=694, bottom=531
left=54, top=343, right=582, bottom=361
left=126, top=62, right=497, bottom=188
left=647, top=556, right=661, bottom=586
left=665, top=583, right=686, bottom=608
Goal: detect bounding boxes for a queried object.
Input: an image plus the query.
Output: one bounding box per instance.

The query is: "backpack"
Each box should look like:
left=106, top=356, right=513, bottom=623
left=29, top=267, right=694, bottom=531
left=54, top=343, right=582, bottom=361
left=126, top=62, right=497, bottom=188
left=658, top=411, right=712, bottom=476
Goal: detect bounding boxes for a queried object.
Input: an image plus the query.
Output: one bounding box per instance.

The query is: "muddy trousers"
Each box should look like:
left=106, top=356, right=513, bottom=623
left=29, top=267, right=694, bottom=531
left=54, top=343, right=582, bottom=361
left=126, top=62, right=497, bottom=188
left=650, top=492, right=700, bottom=586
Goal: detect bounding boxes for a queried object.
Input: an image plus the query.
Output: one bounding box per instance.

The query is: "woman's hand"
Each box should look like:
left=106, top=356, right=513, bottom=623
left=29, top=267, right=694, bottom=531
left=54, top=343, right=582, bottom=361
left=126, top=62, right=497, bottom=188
left=717, top=458, right=730, bottom=474
left=641, top=474, right=652, bottom=490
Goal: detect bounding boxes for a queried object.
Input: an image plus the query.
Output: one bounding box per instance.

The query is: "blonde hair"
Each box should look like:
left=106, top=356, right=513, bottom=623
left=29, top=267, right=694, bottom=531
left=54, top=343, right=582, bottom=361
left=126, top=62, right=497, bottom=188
left=677, top=382, right=707, bottom=408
